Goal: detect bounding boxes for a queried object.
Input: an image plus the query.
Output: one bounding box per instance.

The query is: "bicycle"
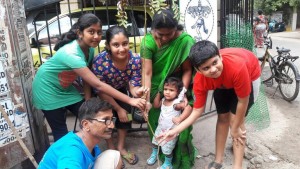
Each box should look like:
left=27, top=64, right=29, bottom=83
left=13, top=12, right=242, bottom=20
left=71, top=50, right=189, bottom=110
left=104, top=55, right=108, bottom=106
left=259, top=36, right=300, bottom=101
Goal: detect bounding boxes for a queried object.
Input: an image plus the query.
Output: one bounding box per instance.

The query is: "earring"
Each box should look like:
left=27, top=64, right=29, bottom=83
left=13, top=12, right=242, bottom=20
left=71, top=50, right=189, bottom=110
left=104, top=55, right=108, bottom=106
left=85, top=128, right=90, bottom=132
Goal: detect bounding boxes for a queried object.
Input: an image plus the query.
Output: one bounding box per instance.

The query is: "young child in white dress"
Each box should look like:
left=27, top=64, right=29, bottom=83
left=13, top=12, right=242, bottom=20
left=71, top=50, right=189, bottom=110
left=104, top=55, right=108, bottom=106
left=147, top=77, right=191, bottom=169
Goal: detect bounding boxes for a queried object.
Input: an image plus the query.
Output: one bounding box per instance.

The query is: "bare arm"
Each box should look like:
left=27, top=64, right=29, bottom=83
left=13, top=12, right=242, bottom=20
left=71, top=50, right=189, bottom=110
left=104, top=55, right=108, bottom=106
left=181, top=59, right=192, bottom=90
left=179, top=105, right=192, bottom=121
left=82, top=81, right=92, bottom=100
left=98, top=93, right=129, bottom=122
left=231, top=96, right=249, bottom=131
left=153, top=92, right=162, bottom=108
left=73, top=67, right=146, bottom=110
left=128, top=85, right=145, bottom=98
left=142, top=58, right=153, bottom=101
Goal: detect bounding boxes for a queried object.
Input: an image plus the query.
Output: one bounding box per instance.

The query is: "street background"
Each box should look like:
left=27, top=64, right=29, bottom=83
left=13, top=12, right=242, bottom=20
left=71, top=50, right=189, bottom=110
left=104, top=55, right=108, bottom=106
left=58, top=31, right=300, bottom=169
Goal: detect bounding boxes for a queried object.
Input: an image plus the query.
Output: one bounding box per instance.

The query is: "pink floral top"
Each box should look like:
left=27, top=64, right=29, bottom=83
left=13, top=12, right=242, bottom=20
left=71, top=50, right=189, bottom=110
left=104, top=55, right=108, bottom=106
left=92, top=51, right=141, bottom=90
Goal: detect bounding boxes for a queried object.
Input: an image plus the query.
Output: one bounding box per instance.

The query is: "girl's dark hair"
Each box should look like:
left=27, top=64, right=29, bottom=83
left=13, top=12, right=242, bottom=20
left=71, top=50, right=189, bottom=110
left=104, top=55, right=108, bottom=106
left=258, top=9, right=263, bottom=15
left=164, top=77, right=183, bottom=94
left=189, top=40, right=219, bottom=68
left=54, top=13, right=101, bottom=51
left=152, top=9, right=183, bottom=31
left=78, top=97, right=112, bottom=129
left=105, top=25, right=129, bottom=54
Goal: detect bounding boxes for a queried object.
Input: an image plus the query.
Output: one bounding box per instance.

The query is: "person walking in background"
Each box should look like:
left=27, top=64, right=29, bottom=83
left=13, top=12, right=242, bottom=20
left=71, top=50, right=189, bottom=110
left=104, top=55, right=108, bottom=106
left=147, top=77, right=191, bottom=169
left=32, top=13, right=146, bottom=142
left=254, top=9, right=268, bottom=48
left=92, top=26, right=146, bottom=167
left=158, top=40, right=261, bottom=169
left=38, top=98, right=122, bottom=169
left=141, top=9, right=195, bottom=169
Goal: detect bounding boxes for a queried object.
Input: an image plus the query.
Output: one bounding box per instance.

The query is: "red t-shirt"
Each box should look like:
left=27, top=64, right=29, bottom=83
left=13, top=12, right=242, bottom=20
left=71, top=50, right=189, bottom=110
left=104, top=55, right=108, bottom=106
left=193, top=48, right=261, bottom=108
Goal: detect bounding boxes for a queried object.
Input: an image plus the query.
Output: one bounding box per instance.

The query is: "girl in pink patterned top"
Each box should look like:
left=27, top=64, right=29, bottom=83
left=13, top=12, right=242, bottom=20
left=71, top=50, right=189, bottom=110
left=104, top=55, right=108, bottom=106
left=92, top=25, right=144, bottom=166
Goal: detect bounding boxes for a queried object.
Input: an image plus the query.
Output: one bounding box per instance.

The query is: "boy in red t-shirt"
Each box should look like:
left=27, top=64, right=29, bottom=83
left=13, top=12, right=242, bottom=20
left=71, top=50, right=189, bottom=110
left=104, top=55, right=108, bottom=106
left=158, top=40, right=261, bottom=169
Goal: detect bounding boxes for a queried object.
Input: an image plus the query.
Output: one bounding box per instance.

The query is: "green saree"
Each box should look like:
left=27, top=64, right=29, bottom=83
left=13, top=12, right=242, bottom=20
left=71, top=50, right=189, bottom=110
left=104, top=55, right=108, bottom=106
left=141, top=32, right=196, bottom=169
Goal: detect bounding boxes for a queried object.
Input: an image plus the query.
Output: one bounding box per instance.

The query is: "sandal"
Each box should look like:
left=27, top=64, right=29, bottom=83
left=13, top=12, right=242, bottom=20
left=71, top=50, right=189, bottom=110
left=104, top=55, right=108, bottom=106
left=206, top=161, right=223, bottom=169
left=121, top=151, right=139, bottom=165
left=121, top=160, right=125, bottom=169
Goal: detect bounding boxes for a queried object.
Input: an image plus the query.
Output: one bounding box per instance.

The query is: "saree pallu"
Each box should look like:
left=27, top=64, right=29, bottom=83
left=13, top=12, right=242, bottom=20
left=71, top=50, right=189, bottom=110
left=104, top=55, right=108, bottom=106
left=141, top=32, right=196, bottom=169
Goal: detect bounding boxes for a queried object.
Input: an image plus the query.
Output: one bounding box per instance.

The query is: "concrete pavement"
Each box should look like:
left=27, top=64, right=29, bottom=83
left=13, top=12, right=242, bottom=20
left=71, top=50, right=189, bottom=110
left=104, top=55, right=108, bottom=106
left=268, top=30, right=300, bottom=39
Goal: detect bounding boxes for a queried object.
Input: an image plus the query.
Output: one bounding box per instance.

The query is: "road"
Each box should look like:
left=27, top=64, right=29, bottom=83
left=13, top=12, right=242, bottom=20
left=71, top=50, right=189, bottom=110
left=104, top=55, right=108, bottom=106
left=245, top=31, right=300, bottom=169
left=261, top=31, right=300, bottom=102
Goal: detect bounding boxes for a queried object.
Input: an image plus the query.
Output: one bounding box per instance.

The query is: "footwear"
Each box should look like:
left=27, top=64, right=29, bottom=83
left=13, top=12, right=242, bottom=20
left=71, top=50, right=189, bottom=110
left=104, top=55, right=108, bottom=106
left=147, top=148, right=158, bottom=165
left=121, top=160, right=125, bottom=169
left=159, top=156, right=173, bottom=169
left=121, top=151, right=138, bottom=165
left=206, top=161, right=223, bottom=169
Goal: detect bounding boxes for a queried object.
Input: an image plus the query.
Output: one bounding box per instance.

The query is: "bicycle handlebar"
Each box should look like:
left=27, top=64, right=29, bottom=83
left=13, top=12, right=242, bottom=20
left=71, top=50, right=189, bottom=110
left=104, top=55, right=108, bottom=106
left=264, top=36, right=272, bottom=49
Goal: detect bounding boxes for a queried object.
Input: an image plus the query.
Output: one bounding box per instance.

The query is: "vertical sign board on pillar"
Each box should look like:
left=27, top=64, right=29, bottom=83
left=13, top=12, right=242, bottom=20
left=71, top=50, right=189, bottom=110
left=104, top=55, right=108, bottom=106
left=0, top=0, right=45, bottom=168
left=180, top=0, right=218, bottom=44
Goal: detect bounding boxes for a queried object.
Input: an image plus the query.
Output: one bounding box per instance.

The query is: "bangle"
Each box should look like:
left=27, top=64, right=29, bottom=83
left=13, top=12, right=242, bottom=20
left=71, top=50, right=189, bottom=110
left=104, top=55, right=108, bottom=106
left=173, top=104, right=177, bottom=109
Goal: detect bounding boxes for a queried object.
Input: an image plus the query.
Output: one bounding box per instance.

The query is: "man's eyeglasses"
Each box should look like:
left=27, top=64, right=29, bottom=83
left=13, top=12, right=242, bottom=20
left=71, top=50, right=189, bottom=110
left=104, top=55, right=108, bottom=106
left=88, top=117, right=116, bottom=126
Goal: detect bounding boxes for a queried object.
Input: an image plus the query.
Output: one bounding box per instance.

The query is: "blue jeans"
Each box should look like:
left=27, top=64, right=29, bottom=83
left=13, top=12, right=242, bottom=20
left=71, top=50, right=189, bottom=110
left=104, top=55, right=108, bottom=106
left=42, top=100, right=84, bottom=141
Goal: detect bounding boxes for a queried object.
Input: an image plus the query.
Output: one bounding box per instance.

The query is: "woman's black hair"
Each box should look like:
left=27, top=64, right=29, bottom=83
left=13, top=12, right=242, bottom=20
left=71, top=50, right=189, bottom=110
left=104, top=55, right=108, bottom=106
left=258, top=9, right=263, bottom=15
left=54, top=13, right=101, bottom=51
left=104, top=25, right=129, bottom=54
left=151, top=9, right=183, bottom=31
left=164, top=77, right=183, bottom=94
left=254, top=16, right=261, bottom=22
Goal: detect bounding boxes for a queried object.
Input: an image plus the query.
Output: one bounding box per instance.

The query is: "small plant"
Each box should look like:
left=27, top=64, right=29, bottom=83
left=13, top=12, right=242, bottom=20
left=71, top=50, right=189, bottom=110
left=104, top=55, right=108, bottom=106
left=149, top=0, right=180, bottom=22
left=116, top=0, right=128, bottom=28
left=149, top=0, right=168, bottom=14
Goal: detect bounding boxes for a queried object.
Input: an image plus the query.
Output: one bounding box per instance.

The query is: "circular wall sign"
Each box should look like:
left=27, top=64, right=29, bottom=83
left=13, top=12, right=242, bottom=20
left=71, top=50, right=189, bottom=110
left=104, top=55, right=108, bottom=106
left=184, top=0, right=215, bottom=42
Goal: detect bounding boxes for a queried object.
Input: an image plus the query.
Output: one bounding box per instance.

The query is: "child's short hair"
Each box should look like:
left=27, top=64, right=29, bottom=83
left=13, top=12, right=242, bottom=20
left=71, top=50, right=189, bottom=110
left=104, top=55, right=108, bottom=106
left=164, top=77, right=183, bottom=93
left=189, top=40, right=219, bottom=68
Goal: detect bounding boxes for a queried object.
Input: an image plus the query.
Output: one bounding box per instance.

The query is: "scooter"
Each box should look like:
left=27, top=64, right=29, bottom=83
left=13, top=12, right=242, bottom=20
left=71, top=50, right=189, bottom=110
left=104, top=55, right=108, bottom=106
left=269, top=20, right=286, bottom=32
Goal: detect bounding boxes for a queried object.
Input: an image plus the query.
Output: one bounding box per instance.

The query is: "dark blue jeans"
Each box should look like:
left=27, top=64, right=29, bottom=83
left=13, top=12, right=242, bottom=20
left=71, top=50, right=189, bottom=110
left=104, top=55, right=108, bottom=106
left=42, top=100, right=84, bottom=141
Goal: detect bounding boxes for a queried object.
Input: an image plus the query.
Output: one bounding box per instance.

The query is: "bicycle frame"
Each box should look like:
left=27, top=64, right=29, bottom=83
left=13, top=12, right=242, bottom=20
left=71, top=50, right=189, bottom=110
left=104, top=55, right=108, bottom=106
left=260, top=36, right=300, bottom=101
left=263, top=49, right=300, bottom=82
left=261, top=36, right=300, bottom=82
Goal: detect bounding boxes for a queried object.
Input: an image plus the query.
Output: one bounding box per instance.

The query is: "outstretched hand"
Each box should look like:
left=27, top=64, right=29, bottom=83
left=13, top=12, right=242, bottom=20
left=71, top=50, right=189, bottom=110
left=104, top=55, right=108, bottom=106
left=135, top=87, right=149, bottom=97
left=116, top=107, right=129, bottom=123
left=156, top=129, right=179, bottom=146
left=129, top=98, right=146, bottom=110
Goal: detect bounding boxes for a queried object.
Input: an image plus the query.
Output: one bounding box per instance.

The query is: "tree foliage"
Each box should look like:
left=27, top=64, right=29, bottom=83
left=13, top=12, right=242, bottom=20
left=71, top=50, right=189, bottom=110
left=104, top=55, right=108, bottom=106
left=255, top=0, right=300, bottom=15
left=116, top=0, right=180, bottom=27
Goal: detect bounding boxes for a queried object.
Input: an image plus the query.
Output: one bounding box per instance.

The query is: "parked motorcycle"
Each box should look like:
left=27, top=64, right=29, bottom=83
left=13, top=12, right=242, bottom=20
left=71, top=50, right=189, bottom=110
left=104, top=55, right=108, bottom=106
left=269, top=20, right=286, bottom=32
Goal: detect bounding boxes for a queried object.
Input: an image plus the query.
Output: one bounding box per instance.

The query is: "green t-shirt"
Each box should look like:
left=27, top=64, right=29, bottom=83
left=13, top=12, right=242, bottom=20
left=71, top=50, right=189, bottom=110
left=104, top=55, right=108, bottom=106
left=32, top=40, right=94, bottom=110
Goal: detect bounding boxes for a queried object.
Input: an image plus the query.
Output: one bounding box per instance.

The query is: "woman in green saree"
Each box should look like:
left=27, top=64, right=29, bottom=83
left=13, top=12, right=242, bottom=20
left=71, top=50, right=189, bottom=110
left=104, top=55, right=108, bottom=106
left=140, top=9, right=196, bottom=169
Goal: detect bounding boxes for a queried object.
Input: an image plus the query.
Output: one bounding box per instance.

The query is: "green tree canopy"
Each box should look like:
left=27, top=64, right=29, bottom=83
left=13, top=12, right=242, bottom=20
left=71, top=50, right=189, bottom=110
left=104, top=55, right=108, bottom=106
left=255, top=0, right=300, bottom=15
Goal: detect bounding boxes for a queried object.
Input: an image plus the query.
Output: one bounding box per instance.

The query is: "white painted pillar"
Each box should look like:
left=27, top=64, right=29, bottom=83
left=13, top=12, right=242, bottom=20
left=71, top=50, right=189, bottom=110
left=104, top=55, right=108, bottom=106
left=292, top=6, right=297, bottom=31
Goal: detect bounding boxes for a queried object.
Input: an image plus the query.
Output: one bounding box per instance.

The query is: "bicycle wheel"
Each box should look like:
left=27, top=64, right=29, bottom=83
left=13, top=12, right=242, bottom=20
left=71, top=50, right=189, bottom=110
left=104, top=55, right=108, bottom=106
left=278, top=61, right=300, bottom=101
